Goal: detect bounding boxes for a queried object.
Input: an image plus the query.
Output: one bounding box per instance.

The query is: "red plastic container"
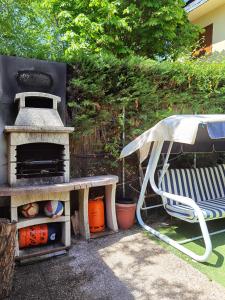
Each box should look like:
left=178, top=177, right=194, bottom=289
left=88, top=196, right=105, bottom=233
left=116, top=203, right=136, bottom=230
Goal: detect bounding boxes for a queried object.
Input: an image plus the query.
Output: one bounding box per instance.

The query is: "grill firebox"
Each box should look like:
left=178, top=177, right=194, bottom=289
left=5, top=92, right=74, bottom=187
left=16, top=143, right=65, bottom=179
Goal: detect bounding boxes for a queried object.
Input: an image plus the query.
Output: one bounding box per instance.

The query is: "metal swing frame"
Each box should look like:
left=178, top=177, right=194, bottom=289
left=137, top=140, right=225, bottom=262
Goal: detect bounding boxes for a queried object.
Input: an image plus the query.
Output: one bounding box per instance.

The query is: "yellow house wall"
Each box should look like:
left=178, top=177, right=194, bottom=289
left=192, top=4, right=225, bottom=52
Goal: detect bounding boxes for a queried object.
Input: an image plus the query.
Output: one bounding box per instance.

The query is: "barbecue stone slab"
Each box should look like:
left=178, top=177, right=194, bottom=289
left=0, top=175, right=119, bottom=196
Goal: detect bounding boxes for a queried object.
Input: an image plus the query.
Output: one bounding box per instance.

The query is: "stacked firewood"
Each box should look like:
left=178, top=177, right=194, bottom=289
left=0, top=219, right=16, bottom=299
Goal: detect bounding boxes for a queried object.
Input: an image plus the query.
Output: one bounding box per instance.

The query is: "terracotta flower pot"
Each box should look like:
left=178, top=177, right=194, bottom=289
left=116, top=202, right=136, bottom=230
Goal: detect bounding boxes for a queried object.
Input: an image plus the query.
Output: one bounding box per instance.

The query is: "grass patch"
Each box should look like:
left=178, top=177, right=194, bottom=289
left=147, top=219, right=225, bottom=287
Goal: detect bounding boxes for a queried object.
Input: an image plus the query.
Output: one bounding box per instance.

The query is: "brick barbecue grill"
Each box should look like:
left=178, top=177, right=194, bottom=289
left=0, top=56, right=118, bottom=261
left=5, top=92, right=74, bottom=186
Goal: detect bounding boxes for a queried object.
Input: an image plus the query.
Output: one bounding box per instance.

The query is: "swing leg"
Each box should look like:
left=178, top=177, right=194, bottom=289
left=137, top=141, right=212, bottom=262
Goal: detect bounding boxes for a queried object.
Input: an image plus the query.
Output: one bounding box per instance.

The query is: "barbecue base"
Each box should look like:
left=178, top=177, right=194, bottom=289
left=10, top=191, right=71, bottom=257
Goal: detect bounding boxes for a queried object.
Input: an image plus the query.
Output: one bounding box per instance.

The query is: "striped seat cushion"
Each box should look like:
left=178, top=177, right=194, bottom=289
left=165, top=197, right=225, bottom=222
left=159, top=164, right=225, bottom=222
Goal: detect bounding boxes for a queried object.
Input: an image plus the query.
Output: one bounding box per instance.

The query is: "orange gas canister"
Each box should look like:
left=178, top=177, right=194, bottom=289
left=19, top=224, right=48, bottom=249
left=88, top=196, right=105, bottom=233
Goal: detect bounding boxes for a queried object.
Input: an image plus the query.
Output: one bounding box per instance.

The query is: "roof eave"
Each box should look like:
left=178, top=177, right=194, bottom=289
left=185, top=0, right=208, bottom=13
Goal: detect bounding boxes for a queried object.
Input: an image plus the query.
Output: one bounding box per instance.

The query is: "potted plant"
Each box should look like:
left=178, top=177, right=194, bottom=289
left=116, top=197, right=136, bottom=230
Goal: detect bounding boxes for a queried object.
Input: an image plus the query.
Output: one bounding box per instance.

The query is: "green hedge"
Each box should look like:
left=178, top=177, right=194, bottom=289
left=67, top=54, right=225, bottom=158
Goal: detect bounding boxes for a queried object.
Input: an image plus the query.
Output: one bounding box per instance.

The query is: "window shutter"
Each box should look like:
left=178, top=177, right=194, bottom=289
left=200, top=23, right=213, bottom=54
left=193, top=23, right=213, bottom=57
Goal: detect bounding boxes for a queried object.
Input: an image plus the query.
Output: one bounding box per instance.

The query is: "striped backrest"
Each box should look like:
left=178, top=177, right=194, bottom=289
left=159, top=164, right=225, bottom=204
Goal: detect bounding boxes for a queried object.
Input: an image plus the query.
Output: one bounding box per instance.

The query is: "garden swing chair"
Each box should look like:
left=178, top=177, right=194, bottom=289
left=120, top=115, right=225, bottom=262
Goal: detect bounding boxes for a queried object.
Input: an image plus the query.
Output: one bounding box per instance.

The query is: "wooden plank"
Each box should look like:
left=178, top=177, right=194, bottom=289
left=78, top=188, right=90, bottom=239
left=105, top=184, right=118, bottom=232
left=10, top=208, right=19, bottom=256
left=61, top=220, right=71, bottom=247
left=17, top=215, right=70, bottom=229
left=17, top=243, right=69, bottom=261
left=0, top=175, right=119, bottom=197
left=90, top=229, right=116, bottom=239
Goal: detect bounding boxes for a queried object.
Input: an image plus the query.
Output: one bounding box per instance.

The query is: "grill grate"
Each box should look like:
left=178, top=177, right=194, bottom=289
left=16, top=143, right=65, bottom=179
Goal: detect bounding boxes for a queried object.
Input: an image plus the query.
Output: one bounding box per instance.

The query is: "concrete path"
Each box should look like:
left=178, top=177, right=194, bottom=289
left=10, top=229, right=225, bottom=300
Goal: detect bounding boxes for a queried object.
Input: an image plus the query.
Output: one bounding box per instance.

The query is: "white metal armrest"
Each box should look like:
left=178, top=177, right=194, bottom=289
left=160, top=191, right=205, bottom=220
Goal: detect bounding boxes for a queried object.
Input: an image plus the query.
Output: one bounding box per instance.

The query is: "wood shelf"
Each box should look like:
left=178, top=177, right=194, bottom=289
left=17, top=215, right=70, bottom=229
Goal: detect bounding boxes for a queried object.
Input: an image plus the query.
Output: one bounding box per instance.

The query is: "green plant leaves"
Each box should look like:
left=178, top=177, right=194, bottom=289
left=67, top=54, right=225, bottom=158
left=0, top=0, right=199, bottom=61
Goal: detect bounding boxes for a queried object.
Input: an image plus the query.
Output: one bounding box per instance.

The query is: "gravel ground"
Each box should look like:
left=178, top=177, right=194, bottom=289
left=10, top=228, right=225, bottom=300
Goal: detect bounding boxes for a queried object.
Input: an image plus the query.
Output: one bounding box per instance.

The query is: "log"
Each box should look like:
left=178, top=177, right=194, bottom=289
left=0, top=219, right=16, bottom=299
left=71, top=210, right=79, bottom=236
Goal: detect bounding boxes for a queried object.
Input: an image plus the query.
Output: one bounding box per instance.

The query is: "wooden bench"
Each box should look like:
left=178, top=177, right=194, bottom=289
left=0, top=175, right=119, bottom=258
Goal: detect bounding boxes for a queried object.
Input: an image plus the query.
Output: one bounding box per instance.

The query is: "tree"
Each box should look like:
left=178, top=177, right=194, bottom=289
left=0, top=0, right=200, bottom=61
left=0, top=0, right=63, bottom=60
left=122, top=0, right=200, bottom=59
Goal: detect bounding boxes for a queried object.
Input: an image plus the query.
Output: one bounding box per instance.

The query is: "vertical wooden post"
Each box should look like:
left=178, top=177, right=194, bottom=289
left=78, top=188, right=90, bottom=239
left=10, top=206, right=19, bottom=256
left=61, top=221, right=71, bottom=247
left=122, top=106, right=126, bottom=198
left=62, top=198, right=71, bottom=246
left=0, top=219, right=16, bottom=299
left=105, top=184, right=118, bottom=232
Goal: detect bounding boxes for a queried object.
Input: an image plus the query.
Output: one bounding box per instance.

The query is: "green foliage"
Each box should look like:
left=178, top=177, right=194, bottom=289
left=0, top=0, right=200, bottom=60
left=68, top=54, right=225, bottom=157
left=0, top=0, right=64, bottom=60
left=43, top=0, right=200, bottom=60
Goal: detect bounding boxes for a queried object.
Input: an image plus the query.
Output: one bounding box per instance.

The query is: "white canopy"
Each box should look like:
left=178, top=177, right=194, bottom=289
left=120, top=115, right=225, bottom=162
